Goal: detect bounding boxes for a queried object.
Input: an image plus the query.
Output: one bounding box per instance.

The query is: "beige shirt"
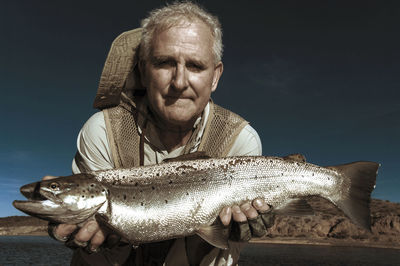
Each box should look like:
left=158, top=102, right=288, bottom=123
left=71, top=103, right=262, bottom=265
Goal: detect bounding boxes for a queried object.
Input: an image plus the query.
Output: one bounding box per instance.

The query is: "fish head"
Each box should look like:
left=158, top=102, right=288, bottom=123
left=13, top=173, right=108, bottom=225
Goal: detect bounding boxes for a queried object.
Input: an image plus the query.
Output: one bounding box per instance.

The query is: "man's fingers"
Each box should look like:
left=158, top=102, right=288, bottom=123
left=252, top=198, right=271, bottom=212
left=74, top=221, right=100, bottom=242
left=219, top=206, right=232, bottom=226
left=42, top=175, right=58, bottom=181
left=232, top=205, right=247, bottom=222
left=240, top=202, right=258, bottom=219
left=55, top=224, right=77, bottom=238
left=89, top=229, right=106, bottom=250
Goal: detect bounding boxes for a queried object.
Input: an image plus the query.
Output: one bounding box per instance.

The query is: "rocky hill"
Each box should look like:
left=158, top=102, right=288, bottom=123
left=254, top=198, right=400, bottom=248
left=2, top=198, right=400, bottom=248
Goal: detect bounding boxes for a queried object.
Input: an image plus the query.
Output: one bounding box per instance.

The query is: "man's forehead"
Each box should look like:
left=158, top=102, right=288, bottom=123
left=149, top=22, right=214, bottom=61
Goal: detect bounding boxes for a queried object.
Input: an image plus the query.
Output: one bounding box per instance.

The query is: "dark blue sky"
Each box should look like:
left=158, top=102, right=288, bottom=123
left=1, top=0, right=399, bottom=217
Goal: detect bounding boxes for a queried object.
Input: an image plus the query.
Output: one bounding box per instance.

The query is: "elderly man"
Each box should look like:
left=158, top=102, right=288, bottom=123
left=47, top=2, right=274, bottom=265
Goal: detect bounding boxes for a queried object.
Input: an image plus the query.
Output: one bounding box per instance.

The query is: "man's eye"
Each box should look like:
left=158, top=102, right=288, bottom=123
left=154, top=60, right=174, bottom=68
left=186, top=63, right=204, bottom=72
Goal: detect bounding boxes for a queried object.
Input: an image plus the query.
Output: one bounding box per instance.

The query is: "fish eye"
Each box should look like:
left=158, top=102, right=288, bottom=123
left=49, top=182, right=60, bottom=190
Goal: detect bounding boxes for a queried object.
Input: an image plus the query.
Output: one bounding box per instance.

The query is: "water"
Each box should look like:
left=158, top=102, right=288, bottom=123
left=0, top=236, right=399, bottom=266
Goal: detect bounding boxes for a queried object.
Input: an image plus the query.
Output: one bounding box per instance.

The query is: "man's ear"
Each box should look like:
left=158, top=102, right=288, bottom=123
left=138, top=60, right=147, bottom=88
left=211, top=61, right=223, bottom=92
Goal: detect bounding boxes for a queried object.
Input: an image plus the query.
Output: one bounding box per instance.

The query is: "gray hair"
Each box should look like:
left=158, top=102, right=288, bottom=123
left=139, top=1, right=223, bottom=64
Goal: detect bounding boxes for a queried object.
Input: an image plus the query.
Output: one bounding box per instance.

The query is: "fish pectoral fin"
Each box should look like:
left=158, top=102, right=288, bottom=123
left=162, top=151, right=211, bottom=163
left=275, top=198, right=315, bottom=216
left=196, top=223, right=229, bottom=250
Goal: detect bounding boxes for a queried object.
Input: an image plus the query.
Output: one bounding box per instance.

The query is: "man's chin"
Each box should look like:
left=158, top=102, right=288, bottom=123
left=160, top=110, right=200, bottom=129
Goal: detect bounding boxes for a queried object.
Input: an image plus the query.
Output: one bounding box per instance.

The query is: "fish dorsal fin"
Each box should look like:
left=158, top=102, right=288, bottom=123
left=162, top=151, right=211, bottom=163
left=196, top=222, right=229, bottom=250
left=275, top=198, right=314, bottom=216
left=282, top=153, right=307, bottom=163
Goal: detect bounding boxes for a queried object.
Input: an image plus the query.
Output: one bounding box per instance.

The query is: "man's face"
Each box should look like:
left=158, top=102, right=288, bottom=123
left=140, top=21, right=223, bottom=129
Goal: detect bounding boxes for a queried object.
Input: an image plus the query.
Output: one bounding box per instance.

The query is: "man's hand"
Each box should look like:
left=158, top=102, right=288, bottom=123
left=218, top=198, right=274, bottom=241
left=43, top=176, right=106, bottom=252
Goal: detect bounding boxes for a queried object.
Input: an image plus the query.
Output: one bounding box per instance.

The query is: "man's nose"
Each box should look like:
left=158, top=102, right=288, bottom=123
left=172, top=64, right=189, bottom=91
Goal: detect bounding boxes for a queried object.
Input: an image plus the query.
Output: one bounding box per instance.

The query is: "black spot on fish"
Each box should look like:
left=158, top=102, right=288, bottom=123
left=186, top=192, right=189, bottom=196
left=132, top=196, right=135, bottom=199
left=82, top=190, right=86, bottom=193
left=107, top=189, right=110, bottom=194
left=169, top=180, right=173, bottom=185
left=90, top=184, right=94, bottom=187
left=123, top=195, right=126, bottom=200
left=152, top=186, right=155, bottom=190
left=276, top=185, right=279, bottom=188
left=312, top=173, right=315, bottom=176
left=165, top=200, right=168, bottom=204
left=141, top=202, right=144, bottom=206
left=122, top=176, right=125, bottom=179
left=139, top=190, right=143, bottom=193
left=129, top=180, right=133, bottom=183
left=77, top=184, right=80, bottom=187
left=135, top=182, right=138, bottom=186
left=281, top=173, right=284, bottom=176
left=255, top=175, right=258, bottom=179
left=82, top=195, right=85, bottom=198
left=156, top=173, right=160, bottom=176
left=112, top=181, right=117, bottom=185
left=269, top=160, right=273, bottom=163
left=91, top=195, right=94, bottom=198
left=201, top=178, right=206, bottom=181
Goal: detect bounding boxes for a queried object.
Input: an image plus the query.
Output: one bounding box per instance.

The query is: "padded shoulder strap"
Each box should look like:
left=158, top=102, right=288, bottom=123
left=198, top=103, right=248, bottom=157
left=103, top=104, right=141, bottom=168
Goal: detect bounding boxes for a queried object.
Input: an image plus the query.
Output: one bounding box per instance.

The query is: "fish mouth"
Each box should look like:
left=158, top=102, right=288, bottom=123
left=20, top=182, right=48, bottom=201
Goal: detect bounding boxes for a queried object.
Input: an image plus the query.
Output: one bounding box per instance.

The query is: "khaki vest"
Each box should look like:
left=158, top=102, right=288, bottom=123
left=103, top=100, right=248, bottom=168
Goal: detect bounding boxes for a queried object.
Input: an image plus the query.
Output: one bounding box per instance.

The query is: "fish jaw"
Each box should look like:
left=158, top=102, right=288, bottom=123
left=13, top=199, right=105, bottom=224
left=13, top=174, right=108, bottom=224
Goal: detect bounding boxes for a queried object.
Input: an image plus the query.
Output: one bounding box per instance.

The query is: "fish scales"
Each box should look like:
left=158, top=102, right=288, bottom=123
left=94, top=157, right=341, bottom=243
left=13, top=156, right=378, bottom=248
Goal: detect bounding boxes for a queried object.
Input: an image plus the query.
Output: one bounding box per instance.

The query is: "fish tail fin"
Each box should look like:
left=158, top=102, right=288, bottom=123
left=328, top=161, right=379, bottom=231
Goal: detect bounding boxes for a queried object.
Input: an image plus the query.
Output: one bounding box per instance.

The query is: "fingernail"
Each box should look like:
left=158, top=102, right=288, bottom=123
left=254, top=199, right=263, bottom=208
left=232, top=205, right=241, bottom=213
left=87, top=223, right=97, bottom=233
left=241, top=203, right=251, bottom=211
left=223, top=206, right=231, bottom=215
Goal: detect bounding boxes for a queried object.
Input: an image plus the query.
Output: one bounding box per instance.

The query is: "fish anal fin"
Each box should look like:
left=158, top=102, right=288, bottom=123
left=196, top=222, right=229, bottom=250
left=162, top=151, right=211, bottom=163
left=275, top=198, right=314, bottom=216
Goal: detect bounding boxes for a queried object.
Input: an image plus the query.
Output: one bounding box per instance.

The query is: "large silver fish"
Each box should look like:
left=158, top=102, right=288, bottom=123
left=13, top=155, right=379, bottom=248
